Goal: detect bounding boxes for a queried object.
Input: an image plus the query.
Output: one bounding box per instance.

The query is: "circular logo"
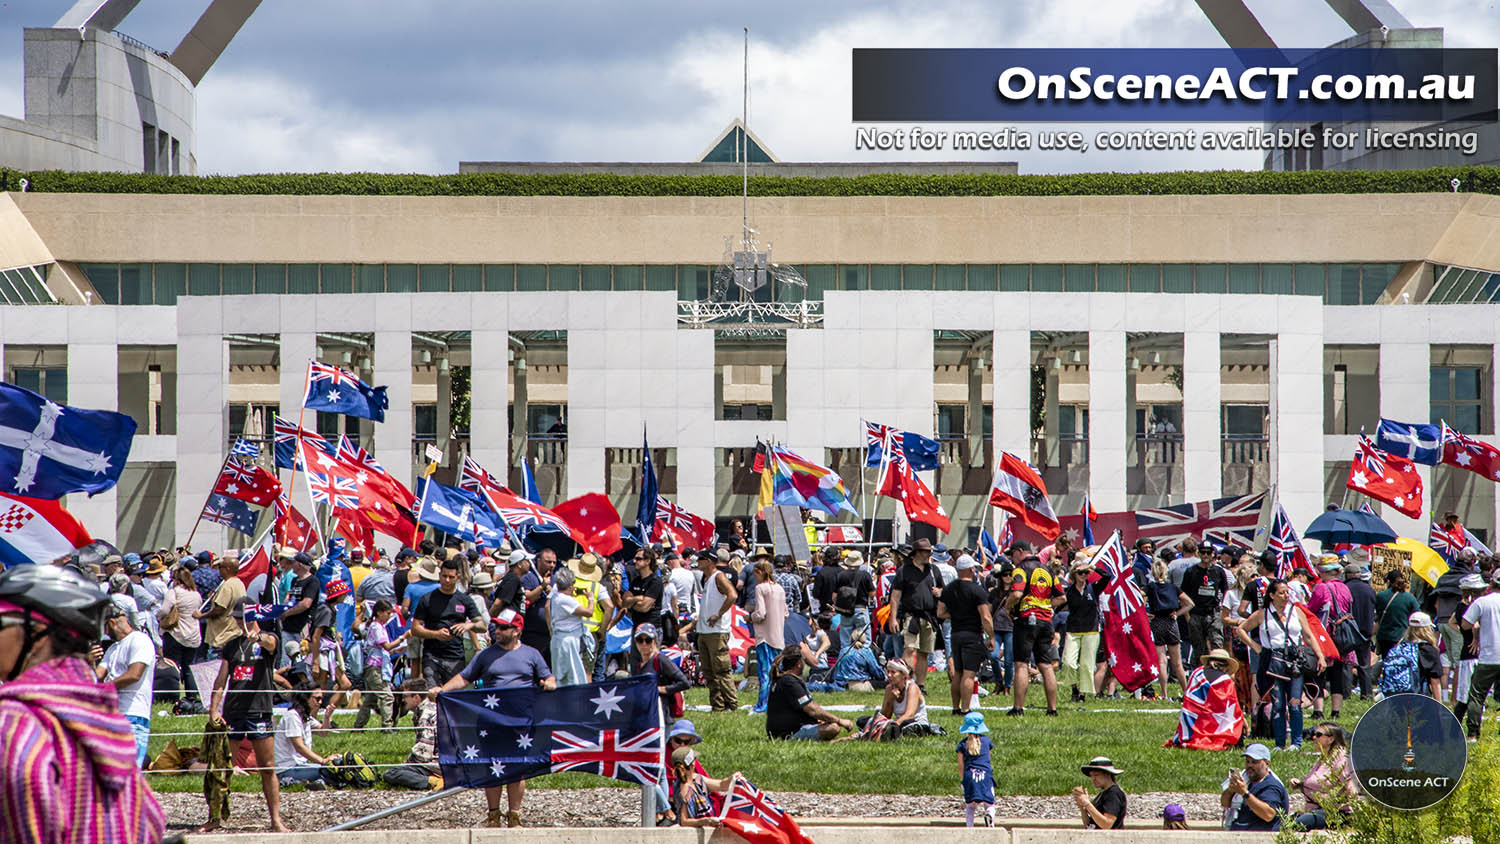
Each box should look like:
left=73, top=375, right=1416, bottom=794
left=1350, top=694, right=1467, bottom=810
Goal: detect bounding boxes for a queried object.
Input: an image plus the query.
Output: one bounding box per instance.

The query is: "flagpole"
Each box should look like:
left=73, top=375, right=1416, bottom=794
left=286, top=359, right=314, bottom=539
left=872, top=432, right=893, bottom=548
left=859, top=419, right=871, bottom=559
left=412, top=467, right=433, bottom=547
left=183, top=449, right=235, bottom=550
left=297, top=432, right=327, bottom=557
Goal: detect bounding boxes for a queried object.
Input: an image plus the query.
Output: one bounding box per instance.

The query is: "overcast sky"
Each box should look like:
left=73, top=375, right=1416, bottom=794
left=0, top=0, right=1492, bottom=174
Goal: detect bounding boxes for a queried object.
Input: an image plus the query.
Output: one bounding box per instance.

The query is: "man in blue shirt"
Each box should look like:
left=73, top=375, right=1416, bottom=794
left=1222, top=743, right=1288, bottom=831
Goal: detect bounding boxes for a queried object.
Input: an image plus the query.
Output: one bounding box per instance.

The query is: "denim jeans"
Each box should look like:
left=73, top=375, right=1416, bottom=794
left=754, top=641, right=776, bottom=712
left=990, top=630, right=1014, bottom=689
left=1295, top=809, right=1329, bottom=830
left=1269, top=673, right=1305, bottom=747
left=278, top=764, right=324, bottom=786
left=126, top=714, right=151, bottom=767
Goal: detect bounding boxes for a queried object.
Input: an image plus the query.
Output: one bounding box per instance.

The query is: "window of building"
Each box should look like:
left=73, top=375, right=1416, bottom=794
left=722, top=404, right=773, bottom=421
left=716, top=334, right=786, bottom=421
left=1222, top=404, right=1267, bottom=437
left=1431, top=362, right=1489, bottom=433
left=142, top=123, right=156, bottom=173
left=526, top=404, right=567, bottom=437
left=935, top=405, right=966, bottom=438
left=1057, top=405, right=1088, bottom=437
left=414, top=404, right=438, bottom=437
left=10, top=367, right=66, bottom=403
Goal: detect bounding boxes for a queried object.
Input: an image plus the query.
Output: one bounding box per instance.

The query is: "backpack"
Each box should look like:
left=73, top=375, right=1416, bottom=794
left=1379, top=641, right=1420, bottom=695
left=320, top=752, right=378, bottom=788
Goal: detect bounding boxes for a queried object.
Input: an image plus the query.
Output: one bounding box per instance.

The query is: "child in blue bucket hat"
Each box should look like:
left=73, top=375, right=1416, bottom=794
left=956, top=712, right=995, bottom=827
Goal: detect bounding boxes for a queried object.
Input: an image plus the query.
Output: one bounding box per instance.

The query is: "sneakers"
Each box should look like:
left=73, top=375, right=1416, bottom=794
left=1006, top=707, right=1024, bottom=717
left=983, top=813, right=994, bottom=828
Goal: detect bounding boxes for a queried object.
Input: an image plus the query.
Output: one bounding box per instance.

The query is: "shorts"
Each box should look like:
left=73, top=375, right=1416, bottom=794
left=1150, top=614, right=1181, bottom=646
left=901, top=618, right=937, bottom=655
left=784, top=723, right=822, bottom=741
left=226, top=715, right=274, bottom=742
left=951, top=631, right=988, bottom=674
left=1013, top=619, right=1058, bottom=664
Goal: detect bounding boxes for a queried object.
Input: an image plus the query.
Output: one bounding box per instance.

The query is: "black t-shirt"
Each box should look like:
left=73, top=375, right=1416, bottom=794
left=222, top=633, right=278, bottom=720
left=1089, top=783, right=1127, bottom=829
left=281, top=574, right=321, bottom=635
left=840, top=568, right=876, bottom=608
left=766, top=673, right=817, bottom=738
left=629, top=571, right=664, bottom=627
left=309, top=602, right=335, bottom=636
left=417, top=587, right=480, bottom=661
left=1245, top=577, right=1271, bottom=615
left=1065, top=582, right=1102, bottom=633
left=939, top=579, right=991, bottom=635
left=1180, top=564, right=1228, bottom=616
left=892, top=562, right=939, bottom=617
left=493, top=571, right=524, bottom=613
left=812, top=566, right=843, bottom=608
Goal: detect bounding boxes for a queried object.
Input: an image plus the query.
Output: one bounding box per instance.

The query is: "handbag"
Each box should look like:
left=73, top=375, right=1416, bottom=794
left=1264, top=648, right=1298, bottom=681
left=1329, top=613, right=1367, bottom=655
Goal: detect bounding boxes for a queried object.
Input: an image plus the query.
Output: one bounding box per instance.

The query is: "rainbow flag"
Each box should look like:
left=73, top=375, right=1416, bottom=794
left=765, top=446, right=858, bottom=517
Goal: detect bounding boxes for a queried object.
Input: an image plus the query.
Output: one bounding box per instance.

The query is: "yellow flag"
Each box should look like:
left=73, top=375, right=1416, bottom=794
left=758, top=452, right=775, bottom=511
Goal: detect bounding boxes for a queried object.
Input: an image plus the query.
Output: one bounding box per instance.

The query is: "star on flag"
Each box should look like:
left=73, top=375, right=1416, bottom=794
left=483, top=694, right=500, bottom=709
left=591, top=687, right=625, bottom=718
left=463, top=745, right=479, bottom=760
left=490, top=761, right=506, bottom=778
left=516, top=733, right=533, bottom=749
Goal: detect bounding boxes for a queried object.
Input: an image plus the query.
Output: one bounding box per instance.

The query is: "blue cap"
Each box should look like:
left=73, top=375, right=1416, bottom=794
left=1243, top=743, right=1272, bottom=761
left=123, top=553, right=141, bottom=565
left=960, top=712, right=989, bottom=735
left=195, top=550, right=213, bottom=565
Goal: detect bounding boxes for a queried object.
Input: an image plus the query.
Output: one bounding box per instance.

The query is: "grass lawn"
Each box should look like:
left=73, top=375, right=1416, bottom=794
left=142, top=682, right=1378, bottom=796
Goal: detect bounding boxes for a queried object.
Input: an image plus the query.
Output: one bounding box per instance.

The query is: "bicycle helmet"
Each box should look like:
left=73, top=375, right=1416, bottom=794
left=0, top=564, right=110, bottom=679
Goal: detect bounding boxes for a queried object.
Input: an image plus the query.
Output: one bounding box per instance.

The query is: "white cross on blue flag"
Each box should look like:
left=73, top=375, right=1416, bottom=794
left=0, top=382, right=135, bottom=499
left=1376, top=418, right=1442, bottom=465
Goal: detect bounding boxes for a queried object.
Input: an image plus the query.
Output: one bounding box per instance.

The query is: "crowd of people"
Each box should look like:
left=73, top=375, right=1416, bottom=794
left=3, top=505, right=1498, bottom=838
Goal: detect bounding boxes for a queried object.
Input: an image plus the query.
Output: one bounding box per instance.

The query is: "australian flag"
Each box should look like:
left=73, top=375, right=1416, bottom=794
left=0, top=382, right=136, bottom=499
left=1376, top=418, right=1442, bottom=465
left=303, top=361, right=389, bottom=423
left=864, top=421, right=940, bottom=472
left=635, top=430, right=657, bottom=539
left=202, top=494, right=259, bottom=536
left=436, top=674, right=663, bottom=789
left=417, top=477, right=505, bottom=546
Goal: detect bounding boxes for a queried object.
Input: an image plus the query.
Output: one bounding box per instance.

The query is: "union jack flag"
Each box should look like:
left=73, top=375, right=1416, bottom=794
left=1134, top=490, right=1266, bottom=549
left=273, top=415, right=334, bottom=470
left=202, top=494, right=258, bottom=535
left=460, top=455, right=513, bottom=496
left=721, top=776, right=813, bottom=844
left=1093, top=530, right=1158, bottom=692
left=307, top=360, right=363, bottom=390
left=728, top=605, right=754, bottom=664
left=652, top=495, right=715, bottom=549
left=307, top=472, right=360, bottom=510
left=1268, top=500, right=1315, bottom=581
left=220, top=456, right=260, bottom=486
left=213, top=456, right=281, bottom=505
left=549, top=727, right=663, bottom=786
left=726, top=777, right=792, bottom=825
left=1429, top=521, right=1465, bottom=561
left=1094, top=530, right=1145, bottom=617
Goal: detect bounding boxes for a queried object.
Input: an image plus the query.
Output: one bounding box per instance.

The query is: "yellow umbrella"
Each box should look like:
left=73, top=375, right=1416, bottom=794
left=1380, top=537, right=1449, bottom=587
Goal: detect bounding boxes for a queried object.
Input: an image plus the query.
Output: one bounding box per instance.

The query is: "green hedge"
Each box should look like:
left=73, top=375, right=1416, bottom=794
left=1, top=166, right=1498, bottom=197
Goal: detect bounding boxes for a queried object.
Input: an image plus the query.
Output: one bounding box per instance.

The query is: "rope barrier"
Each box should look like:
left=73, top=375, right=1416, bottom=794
left=143, top=760, right=434, bottom=774
left=146, top=724, right=417, bottom=739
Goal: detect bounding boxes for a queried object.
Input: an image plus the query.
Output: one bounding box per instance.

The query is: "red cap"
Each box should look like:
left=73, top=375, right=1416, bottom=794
left=492, top=607, right=524, bottom=630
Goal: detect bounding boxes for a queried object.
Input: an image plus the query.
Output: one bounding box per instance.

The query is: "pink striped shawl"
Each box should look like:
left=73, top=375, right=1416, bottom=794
left=0, top=657, right=166, bottom=844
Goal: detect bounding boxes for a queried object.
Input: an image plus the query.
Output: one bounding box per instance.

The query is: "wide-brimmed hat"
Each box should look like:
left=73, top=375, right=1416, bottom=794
left=569, top=553, right=604, bottom=582
left=1318, top=555, right=1343, bottom=573
left=324, top=579, right=351, bottom=600
left=144, top=556, right=168, bottom=576
left=1461, top=573, right=1487, bottom=591
left=671, top=746, right=696, bottom=767
left=912, top=538, right=933, bottom=553
left=960, top=712, right=990, bottom=735
left=668, top=719, right=702, bottom=745
left=1345, top=547, right=1372, bottom=565
left=749, top=547, right=773, bottom=561
left=841, top=550, right=864, bottom=569
left=469, top=570, right=495, bottom=590
left=1200, top=647, right=1242, bottom=675
left=414, top=558, right=441, bottom=581
left=1080, top=756, right=1124, bottom=776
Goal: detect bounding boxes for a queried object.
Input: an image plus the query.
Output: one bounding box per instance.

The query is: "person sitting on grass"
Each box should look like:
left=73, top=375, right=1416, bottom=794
left=1073, top=756, right=1127, bottom=829
left=1289, top=722, right=1358, bottom=830
left=274, top=679, right=331, bottom=790
left=382, top=679, right=443, bottom=790
left=855, top=658, right=928, bottom=738
left=766, top=644, right=855, bottom=741
left=807, top=629, right=886, bottom=692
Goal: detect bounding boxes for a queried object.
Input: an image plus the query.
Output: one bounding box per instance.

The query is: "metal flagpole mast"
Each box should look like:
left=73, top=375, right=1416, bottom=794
left=871, top=429, right=893, bottom=548
left=859, top=419, right=871, bottom=557
left=183, top=449, right=234, bottom=550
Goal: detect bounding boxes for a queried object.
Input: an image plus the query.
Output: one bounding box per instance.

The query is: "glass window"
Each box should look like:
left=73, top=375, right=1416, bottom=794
left=154, top=263, right=184, bottom=304
left=1363, top=263, right=1398, bottom=304
left=1222, top=404, right=1266, bottom=436
left=451, top=265, right=482, bottom=291
left=934, top=265, right=964, bottom=290
left=1328, top=265, right=1361, bottom=305
left=580, top=265, right=611, bottom=291
left=83, top=263, right=119, bottom=304
left=254, top=264, right=286, bottom=295
left=1294, top=264, right=1325, bottom=297
left=1128, top=264, right=1160, bottom=292
left=117, top=264, right=151, bottom=305
left=801, top=265, right=834, bottom=299
left=612, top=265, right=642, bottom=291
left=676, top=266, right=709, bottom=300
left=188, top=264, right=220, bottom=296
left=1096, top=264, right=1126, bottom=292
left=869, top=265, right=900, bottom=290
left=386, top=264, right=417, bottom=292
left=1431, top=368, right=1450, bottom=404
left=484, top=265, right=515, bottom=291
left=287, top=264, right=318, bottom=294
left=413, top=404, right=437, bottom=437
left=221, top=264, right=253, bottom=294
left=1261, top=264, right=1293, bottom=295
left=1227, top=264, right=1259, bottom=294
left=1455, top=368, right=1482, bottom=401
left=11, top=368, right=40, bottom=393
left=967, top=264, right=998, bottom=291
left=643, top=265, right=675, bottom=292
left=321, top=264, right=353, bottom=294
left=1064, top=264, right=1094, bottom=292
left=548, top=265, right=579, bottom=291
left=1194, top=263, right=1226, bottom=294
left=1032, top=264, right=1063, bottom=291
left=902, top=264, right=934, bottom=290
left=42, top=368, right=66, bottom=404
left=516, top=265, right=547, bottom=291
left=1162, top=264, right=1192, bottom=293
left=935, top=405, right=966, bottom=438
left=418, top=265, right=450, bottom=292
left=1453, top=405, right=1483, bottom=432
left=356, top=265, right=385, bottom=293
left=840, top=265, right=867, bottom=291
left=998, top=265, right=1028, bottom=291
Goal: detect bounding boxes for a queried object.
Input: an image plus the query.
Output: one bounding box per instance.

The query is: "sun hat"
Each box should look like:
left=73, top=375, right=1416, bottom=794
left=912, top=538, right=933, bottom=552
left=841, top=550, right=864, bottom=569
left=570, top=553, right=604, bottom=583
left=324, top=579, right=351, bottom=600
left=1318, top=555, right=1343, bottom=572
left=414, top=558, right=441, bottom=581
left=959, top=712, right=990, bottom=735
left=144, top=556, right=168, bottom=576
left=469, top=570, right=495, bottom=590
left=1243, top=743, right=1272, bottom=761
left=1080, top=756, right=1124, bottom=776
left=1162, top=803, right=1186, bottom=822
left=668, top=719, right=702, bottom=745
left=1200, top=647, right=1242, bottom=676
left=1407, top=611, right=1435, bottom=628
left=1461, top=573, right=1486, bottom=590
left=1491, top=569, right=1500, bottom=587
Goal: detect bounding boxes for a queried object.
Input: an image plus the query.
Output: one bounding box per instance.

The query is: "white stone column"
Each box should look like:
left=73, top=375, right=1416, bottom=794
left=1270, top=299, right=1327, bottom=529
left=678, top=330, right=718, bottom=518
left=174, top=298, right=228, bottom=549
left=1375, top=331, right=1430, bottom=538
left=373, top=328, right=413, bottom=488
left=1183, top=330, right=1223, bottom=501
left=1090, top=331, right=1128, bottom=512
left=65, top=314, right=119, bottom=539
left=469, top=327, right=510, bottom=476
left=991, top=327, right=1030, bottom=537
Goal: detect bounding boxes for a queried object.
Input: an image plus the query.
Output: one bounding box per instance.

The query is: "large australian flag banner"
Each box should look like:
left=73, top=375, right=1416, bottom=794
left=435, top=674, right=664, bottom=789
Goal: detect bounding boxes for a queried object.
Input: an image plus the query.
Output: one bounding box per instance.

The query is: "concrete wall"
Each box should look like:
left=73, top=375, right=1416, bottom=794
left=189, top=826, right=1273, bottom=844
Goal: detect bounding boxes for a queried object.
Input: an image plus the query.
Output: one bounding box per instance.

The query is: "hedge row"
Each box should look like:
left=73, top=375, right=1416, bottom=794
left=1, top=166, right=1497, bottom=197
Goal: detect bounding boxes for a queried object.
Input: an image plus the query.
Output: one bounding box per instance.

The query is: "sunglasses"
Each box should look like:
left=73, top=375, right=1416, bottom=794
left=1313, top=731, right=1333, bottom=738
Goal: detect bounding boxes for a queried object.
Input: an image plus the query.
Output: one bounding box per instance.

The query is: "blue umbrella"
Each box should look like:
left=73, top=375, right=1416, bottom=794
left=1304, top=509, right=1398, bottom=546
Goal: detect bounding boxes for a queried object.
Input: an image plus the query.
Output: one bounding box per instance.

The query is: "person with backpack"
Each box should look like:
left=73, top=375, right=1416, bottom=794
left=1236, top=579, right=1326, bottom=751
left=1379, top=612, right=1443, bottom=698
left=1306, top=557, right=1355, bottom=718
